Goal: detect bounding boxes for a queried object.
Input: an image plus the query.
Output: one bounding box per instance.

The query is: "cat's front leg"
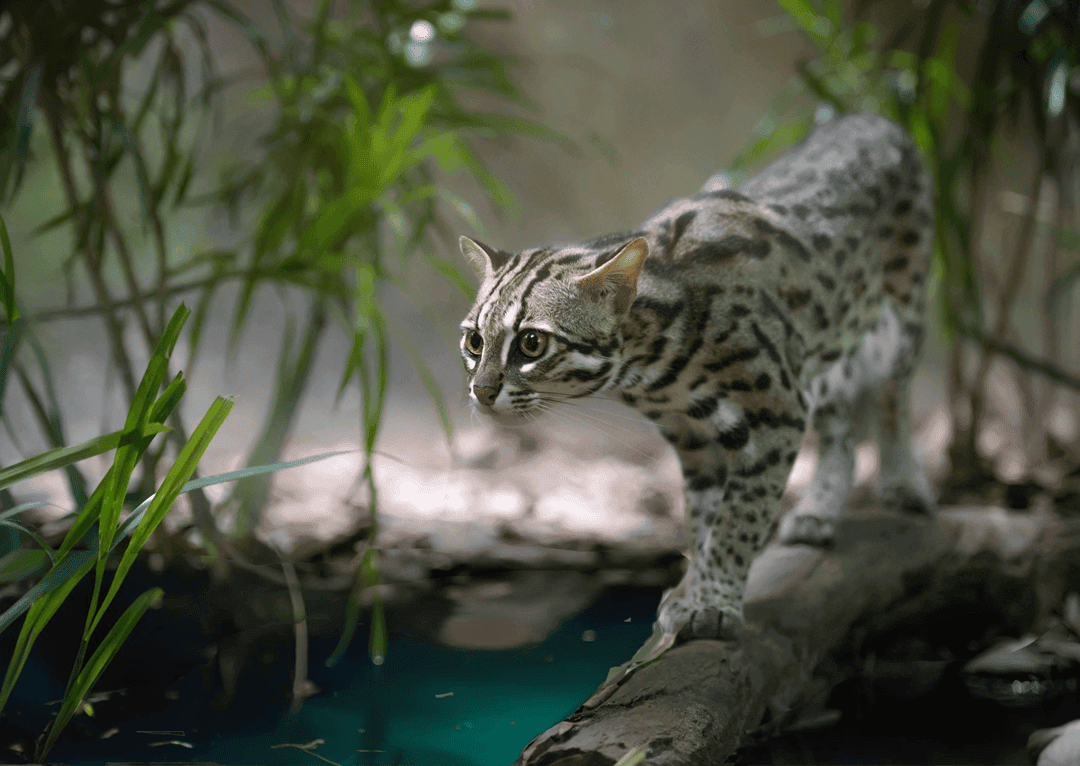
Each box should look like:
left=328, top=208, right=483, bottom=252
left=657, top=407, right=803, bottom=643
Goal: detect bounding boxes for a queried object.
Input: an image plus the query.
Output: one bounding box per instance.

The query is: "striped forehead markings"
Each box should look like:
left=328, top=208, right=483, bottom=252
left=476, top=249, right=543, bottom=326
left=500, top=329, right=515, bottom=365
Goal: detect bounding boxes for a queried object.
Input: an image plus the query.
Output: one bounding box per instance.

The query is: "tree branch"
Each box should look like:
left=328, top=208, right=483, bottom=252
left=515, top=505, right=1068, bottom=765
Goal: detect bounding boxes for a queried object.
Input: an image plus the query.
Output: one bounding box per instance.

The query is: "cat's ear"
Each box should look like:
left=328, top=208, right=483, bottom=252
left=572, top=237, right=648, bottom=315
left=460, top=236, right=511, bottom=281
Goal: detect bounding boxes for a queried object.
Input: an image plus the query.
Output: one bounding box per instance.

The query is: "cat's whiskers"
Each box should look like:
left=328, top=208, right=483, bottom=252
left=530, top=388, right=657, bottom=428
left=531, top=399, right=657, bottom=464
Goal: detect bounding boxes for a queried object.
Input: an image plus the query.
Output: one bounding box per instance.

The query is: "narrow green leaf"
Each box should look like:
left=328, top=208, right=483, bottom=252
left=426, top=256, right=477, bottom=300
left=0, top=211, right=17, bottom=323
left=97, top=306, right=190, bottom=559
left=776, top=0, right=830, bottom=50
left=0, top=315, right=23, bottom=412
left=91, top=398, right=231, bottom=638
left=297, top=186, right=375, bottom=255
left=29, top=205, right=80, bottom=238
left=0, top=552, right=94, bottom=713
left=0, top=549, right=49, bottom=583
left=40, top=587, right=164, bottom=759
left=387, top=318, right=453, bottom=444
left=0, top=501, right=47, bottom=521
left=0, top=425, right=166, bottom=492
left=0, top=520, right=55, bottom=565
left=436, top=187, right=485, bottom=236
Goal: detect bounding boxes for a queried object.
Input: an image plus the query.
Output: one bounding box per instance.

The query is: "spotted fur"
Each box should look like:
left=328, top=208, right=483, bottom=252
left=458, top=113, right=934, bottom=642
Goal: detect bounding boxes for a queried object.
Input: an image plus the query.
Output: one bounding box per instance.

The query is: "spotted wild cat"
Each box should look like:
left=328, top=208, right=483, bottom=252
left=457, top=112, right=935, bottom=647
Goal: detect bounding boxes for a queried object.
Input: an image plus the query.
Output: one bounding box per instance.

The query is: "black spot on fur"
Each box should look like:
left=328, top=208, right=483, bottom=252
left=697, top=188, right=753, bottom=203
left=680, top=431, right=710, bottom=451
left=899, top=229, right=920, bottom=247
left=687, top=397, right=719, bottom=419
left=812, top=233, right=831, bottom=253
left=672, top=210, right=697, bottom=244
left=894, top=199, right=912, bottom=215
left=718, top=423, right=750, bottom=450
left=785, top=289, right=813, bottom=311
left=815, top=272, right=836, bottom=291
left=769, top=204, right=788, bottom=215
left=793, top=204, right=810, bottom=220
left=884, top=255, right=909, bottom=272
left=754, top=218, right=812, bottom=262
left=705, top=347, right=760, bottom=372
left=755, top=372, right=771, bottom=390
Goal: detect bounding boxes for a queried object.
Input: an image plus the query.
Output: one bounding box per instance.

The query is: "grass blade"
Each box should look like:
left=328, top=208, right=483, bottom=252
left=39, top=587, right=164, bottom=759
left=0, top=424, right=169, bottom=492
left=92, top=397, right=231, bottom=636
left=0, top=211, right=17, bottom=323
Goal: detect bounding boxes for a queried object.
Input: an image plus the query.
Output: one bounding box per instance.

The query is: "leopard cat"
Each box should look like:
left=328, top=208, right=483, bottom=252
left=457, top=112, right=935, bottom=646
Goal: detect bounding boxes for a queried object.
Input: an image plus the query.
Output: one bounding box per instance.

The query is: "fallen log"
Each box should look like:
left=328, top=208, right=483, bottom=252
left=514, top=503, right=1071, bottom=765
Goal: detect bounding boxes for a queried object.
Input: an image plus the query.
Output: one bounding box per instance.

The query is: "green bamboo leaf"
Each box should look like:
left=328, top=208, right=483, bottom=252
left=730, top=116, right=814, bottom=175
left=0, top=519, right=55, bottom=565
left=0, top=211, right=17, bottom=323
left=171, top=152, right=197, bottom=209
left=96, top=305, right=189, bottom=563
left=297, top=186, right=376, bottom=255
left=0, top=552, right=94, bottom=711
left=364, top=316, right=388, bottom=454
left=370, top=85, right=398, bottom=169
left=29, top=205, right=81, bottom=238
left=116, top=449, right=355, bottom=539
left=93, top=397, right=231, bottom=637
left=455, top=143, right=520, bottom=218
left=341, top=84, right=372, bottom=163
left=40, top=587, right=164, bottom=759
left=363, top=549, right=385, bottom=665
left=0, top=548, right=50, bottom=584
left=114, top=120, right=157, bottom=221
left=426, top=256, right=477, bottom=300
left=200, top=0, right=271, bottom=55
left=389, top=320, right=453, bottom=444
left=0, top=501, right=47, bottom=521
left=435, top=187, right=484, bottom=236
left=0, top=315, right=22, bottom=413
left=776, top=0, right=830, bottom=50
left=389, top=86, right=437, bottom=158
left=455, top=113, right=578, bottom=153
left=0, top=424, right=169, bottom=492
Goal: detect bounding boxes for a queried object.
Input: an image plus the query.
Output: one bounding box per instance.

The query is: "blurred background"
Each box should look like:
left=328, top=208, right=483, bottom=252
left=0, top=0, right=1079, bottom=763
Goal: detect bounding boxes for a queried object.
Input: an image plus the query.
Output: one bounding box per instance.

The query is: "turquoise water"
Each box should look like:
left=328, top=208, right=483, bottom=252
left=36, top=585, right=660, bottom=766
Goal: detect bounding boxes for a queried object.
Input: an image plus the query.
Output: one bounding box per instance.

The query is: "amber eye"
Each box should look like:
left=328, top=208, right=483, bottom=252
left=464, top=330, right=483, bottom=356
left=518, top=330, right=548, bottom=358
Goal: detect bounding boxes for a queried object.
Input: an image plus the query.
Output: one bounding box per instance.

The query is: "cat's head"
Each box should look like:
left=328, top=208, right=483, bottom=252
left=458, top=235, right=648, bottom=421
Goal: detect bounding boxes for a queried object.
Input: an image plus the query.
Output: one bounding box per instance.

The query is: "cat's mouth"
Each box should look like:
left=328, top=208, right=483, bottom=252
left=474, top=402, right=542, bottom=426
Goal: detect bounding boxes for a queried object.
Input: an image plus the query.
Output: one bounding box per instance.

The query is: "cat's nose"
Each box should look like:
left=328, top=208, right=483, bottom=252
left=472, top=384, right=500, bottom=407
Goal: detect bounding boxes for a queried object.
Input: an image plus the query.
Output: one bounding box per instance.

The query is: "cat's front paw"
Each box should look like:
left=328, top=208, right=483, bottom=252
left=875, top=476, right=936, bottom=516
left=776, top=511, right=837, bottom=547
left=657, top=586, right=745, bottom=642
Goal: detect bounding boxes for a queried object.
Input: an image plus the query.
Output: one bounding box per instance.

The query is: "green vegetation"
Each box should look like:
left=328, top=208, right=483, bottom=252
left=0, top=0, right=564, bottom=755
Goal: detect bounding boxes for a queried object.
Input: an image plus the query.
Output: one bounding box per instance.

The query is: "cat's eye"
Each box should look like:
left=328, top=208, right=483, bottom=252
left=518, top=330, right=548, bottom=358
left=464, top=330, right=483, bottom=356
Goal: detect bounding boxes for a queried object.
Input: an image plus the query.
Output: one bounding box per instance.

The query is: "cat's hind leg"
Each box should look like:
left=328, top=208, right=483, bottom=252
left=776, top=396, right=856, bottom=547
left=873, top=333, right=934, bottom=514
